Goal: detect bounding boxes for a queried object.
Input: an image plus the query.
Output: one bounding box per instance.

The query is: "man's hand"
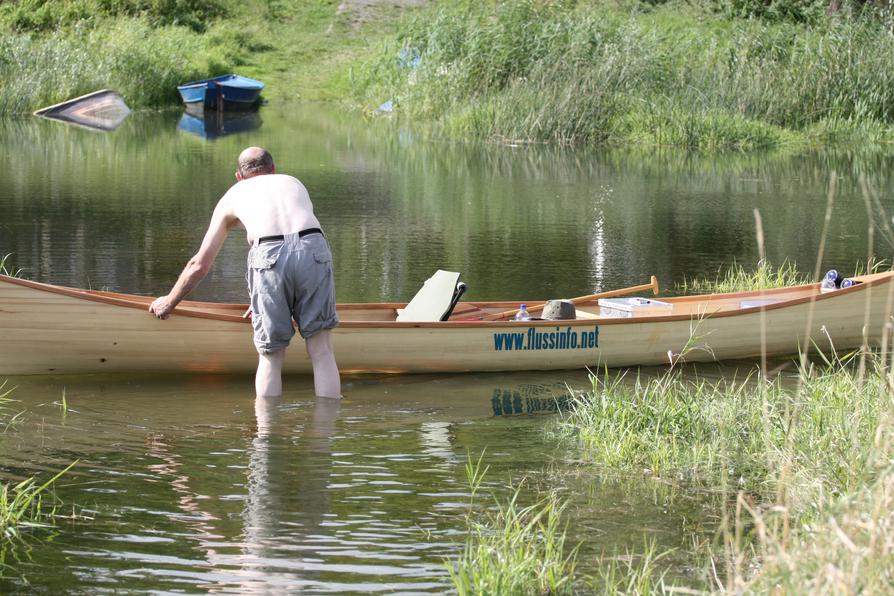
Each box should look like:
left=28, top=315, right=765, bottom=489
left=149, top=296, right=176, bottom=320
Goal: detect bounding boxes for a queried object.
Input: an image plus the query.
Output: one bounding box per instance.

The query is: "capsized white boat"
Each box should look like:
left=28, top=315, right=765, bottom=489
left=1, top=270, right=892, bottom=376
left=33, top=89, right=131, bottom=132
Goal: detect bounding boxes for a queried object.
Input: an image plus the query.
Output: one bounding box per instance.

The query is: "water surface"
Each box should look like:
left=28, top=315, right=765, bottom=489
left=2, top=104, right=891, bottom=302
left=1, top=104, right=892, bottom=591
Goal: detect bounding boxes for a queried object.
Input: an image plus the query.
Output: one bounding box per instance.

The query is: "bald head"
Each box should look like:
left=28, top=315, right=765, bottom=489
left=237, top=147, right=275, bottom=179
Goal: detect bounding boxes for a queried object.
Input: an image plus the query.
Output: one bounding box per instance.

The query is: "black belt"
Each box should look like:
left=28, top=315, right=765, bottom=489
left=258, top=228, right=323, bottom=244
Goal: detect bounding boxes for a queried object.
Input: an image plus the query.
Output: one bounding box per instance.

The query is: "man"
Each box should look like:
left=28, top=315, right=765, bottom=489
left=149, top=147, right=341, bottom=399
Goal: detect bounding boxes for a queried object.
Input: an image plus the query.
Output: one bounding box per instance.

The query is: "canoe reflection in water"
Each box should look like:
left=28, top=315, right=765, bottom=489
left=177, top=108, right=262, bottom=140
left=491, top=381, right=576, bottom=417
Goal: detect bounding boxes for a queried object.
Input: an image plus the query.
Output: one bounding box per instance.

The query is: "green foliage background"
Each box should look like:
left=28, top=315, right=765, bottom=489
left=351, top=0, right=894, bottom=149
left=3, top=0, right=894, bottom=146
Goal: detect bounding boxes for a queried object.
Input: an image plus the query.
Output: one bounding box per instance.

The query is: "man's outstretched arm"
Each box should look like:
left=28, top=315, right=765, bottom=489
left=149, top=202, right=238, bottom=319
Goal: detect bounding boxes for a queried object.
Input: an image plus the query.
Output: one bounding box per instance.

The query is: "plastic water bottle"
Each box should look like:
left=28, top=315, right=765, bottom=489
left=841, top=278, right=855, bottom=289
left=825, top=269, right=843, bottom=287
left=515, top=303, right=531, bottom=321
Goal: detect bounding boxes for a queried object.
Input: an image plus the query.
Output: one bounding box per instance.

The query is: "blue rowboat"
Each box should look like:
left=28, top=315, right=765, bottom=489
left=176, top=74, right=264, bottom=110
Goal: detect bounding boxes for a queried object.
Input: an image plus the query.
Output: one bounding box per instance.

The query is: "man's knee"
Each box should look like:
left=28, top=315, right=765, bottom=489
left=258, top=349, right=286, bottom=367
left=305, top=331, right=334, bottom=361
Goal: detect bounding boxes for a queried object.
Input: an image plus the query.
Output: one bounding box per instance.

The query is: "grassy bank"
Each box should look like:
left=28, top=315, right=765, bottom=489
left=555, top=355, right=891, bottom=520
left=353, top=0, right=894, bottom=149
left=0, top=0, right=416, bottom=114
left=8, top=0, right=894, bottom=151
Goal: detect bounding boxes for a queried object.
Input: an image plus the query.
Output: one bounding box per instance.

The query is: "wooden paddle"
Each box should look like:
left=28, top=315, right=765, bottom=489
left=482, top=276, right=660, bottom=321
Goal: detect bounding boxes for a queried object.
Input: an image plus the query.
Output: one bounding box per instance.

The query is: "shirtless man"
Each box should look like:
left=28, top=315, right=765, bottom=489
left=149, top=147, right=341, bottom=399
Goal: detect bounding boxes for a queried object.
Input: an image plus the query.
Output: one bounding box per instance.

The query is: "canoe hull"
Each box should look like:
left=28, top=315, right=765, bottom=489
left=2, top=273, right=893, bottom=376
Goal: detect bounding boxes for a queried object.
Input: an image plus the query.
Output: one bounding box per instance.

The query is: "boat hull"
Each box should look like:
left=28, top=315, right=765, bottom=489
left=177, top=75, right=264, bottom=111
left=1, top=273, right=893, bottom=376
left=33, top=89, right=131, bottom=131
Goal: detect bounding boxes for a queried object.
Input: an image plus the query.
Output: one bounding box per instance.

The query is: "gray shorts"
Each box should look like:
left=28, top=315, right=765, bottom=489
left=246, top=231, right=338, bottom=354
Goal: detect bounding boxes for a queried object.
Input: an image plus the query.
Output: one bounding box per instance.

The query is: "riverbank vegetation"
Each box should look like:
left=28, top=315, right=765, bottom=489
left=0, top=0, right=411, bottom=114
left=455, top=352, right=893, bottom=592
left=7, top=1, right=894, bottom=151
left=353, top=0, right=894, bottom=149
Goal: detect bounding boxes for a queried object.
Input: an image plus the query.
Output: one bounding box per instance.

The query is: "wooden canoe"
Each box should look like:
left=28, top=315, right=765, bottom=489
left=1, top=271, right=893, bottom=376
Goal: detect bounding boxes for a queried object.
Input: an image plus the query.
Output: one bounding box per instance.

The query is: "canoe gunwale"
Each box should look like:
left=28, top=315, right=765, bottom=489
left=2, top=271, right=892, bottom=329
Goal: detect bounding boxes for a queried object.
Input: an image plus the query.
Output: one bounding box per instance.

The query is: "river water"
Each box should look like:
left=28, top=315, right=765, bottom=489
left=1, top=104, right=893, bottom=591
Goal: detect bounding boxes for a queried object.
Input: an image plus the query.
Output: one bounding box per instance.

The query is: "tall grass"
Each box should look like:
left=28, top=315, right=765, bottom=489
left=447, top=455, right=579, bottom=594
left=741, top=464, right=894, bottom=592
left=677, top=259, right=811, bottom=294
left=0, top=0, right=278, bottom=114
left=553, top=354, right=890, bottom=521
left=0, top=20, right=232, bottom=113
left=1, top=462, right=77, bottom=542
left=353, top=1, right=894, bottom=148
left=590, top=539, right=673, bottom=594
left=0, top=385, right=77, bottom=544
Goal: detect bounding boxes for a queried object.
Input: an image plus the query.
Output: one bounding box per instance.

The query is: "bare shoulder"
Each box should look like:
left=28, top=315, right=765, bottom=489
left=272, top=173, right=305, bottom=190
left=215, top=188, right=237, bottom=215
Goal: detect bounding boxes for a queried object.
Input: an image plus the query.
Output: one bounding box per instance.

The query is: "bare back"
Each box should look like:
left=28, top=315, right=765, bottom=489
left=221, top=174, right=321, bottom=243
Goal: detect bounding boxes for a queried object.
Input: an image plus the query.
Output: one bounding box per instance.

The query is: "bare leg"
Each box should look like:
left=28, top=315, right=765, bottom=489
left=256, top=349, right=285, bottom=398
left=305, top=330, right=341, bottom=398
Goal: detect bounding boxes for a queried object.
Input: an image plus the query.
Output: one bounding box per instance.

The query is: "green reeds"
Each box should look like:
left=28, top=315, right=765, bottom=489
left=0, top=21, right=218, bottom=113
left=0, top=254, right=21, bottom=278
left=0, top=385, right=77, bottom=542
left=676, top=259, right=811, bottom=294
left=554, top=354, right=890, bottom=520
left=447, top=454, right=579, bottom=595
left=0, top=381, right=23, bottom=433
left=590, top=539, right=672, bottom=595
left=1, top=462, right=77, bottom=542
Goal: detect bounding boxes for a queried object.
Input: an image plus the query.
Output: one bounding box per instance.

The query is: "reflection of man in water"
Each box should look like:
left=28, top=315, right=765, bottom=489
left=244, top=395, right=340, bottom=571
left=149, top=147, right=341, bottom=398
